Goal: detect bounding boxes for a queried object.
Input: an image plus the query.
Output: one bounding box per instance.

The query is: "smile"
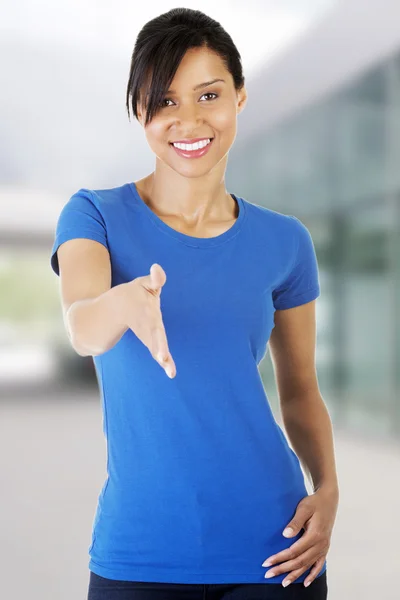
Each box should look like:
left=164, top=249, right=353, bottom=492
left=169, top=138, right=214, bottom=159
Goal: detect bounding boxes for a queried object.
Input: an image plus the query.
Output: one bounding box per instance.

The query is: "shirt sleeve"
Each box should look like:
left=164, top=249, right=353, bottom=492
left=272, top=215, right=321, bottom=310
left=50, top=188, right=109, bottom=277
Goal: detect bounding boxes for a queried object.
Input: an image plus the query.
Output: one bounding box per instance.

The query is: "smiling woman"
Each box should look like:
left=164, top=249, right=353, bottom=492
left=49, top=6, right=337, bottom=600
left=128, top=50, right=246, bottom=186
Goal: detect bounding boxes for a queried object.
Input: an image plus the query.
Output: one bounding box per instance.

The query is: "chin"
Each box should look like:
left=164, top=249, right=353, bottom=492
left=157, top=154, right=216, bottom=178
left=172, top=165, right=214, bottom=179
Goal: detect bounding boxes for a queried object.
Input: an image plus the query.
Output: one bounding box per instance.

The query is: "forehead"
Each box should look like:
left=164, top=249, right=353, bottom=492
left=168, top=47, right=228, bottom=89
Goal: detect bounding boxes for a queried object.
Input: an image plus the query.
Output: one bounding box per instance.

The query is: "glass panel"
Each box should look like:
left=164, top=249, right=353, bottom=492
left=341, top=202, right=393, bottom=434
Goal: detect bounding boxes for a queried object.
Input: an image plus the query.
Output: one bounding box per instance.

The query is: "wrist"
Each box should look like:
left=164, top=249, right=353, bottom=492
left=313, top=481, right=339, bottom=497
left=109, top=283, right=131, bottom=329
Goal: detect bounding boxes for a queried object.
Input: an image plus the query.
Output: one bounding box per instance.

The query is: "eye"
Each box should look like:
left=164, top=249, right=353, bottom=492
left=159, top=92, right=218, bottom=108
left=200, top=92, right=218, bottom=101
left=160, top=98, right=174, bottom=108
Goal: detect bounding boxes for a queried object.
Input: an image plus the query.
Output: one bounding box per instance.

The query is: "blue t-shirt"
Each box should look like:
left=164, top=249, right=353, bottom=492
left=50, top=182, right=326, bottom=584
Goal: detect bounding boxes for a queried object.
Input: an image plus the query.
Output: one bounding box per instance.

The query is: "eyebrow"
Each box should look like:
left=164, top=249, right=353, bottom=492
left=167, top=78, right=226, bottom=94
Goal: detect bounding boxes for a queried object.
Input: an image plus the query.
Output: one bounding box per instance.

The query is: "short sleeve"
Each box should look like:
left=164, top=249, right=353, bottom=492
left=272, top=216, right=320, bottom=310
left=50, top=188, right=108, bottom=276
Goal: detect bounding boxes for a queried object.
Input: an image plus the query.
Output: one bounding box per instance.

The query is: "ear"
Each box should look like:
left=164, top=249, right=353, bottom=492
left=136, top=105, right=144, bottom=127
left=135, top=94, right=147, bottom=127
left=237, top=86, right=248, bottom=115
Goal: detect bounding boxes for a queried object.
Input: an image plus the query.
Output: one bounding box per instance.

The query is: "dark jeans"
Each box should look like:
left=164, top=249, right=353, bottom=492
left=87, top=569, right=327, bottom=599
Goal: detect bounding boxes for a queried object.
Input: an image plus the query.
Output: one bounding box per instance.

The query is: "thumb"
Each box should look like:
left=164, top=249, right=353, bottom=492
left=141, top=263, right=166, bottom=293
left=282, top=503, right=312, bottom=537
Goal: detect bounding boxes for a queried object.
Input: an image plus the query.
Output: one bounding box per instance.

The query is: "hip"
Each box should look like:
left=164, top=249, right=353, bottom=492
left=87, top=568, right=328, bottom=599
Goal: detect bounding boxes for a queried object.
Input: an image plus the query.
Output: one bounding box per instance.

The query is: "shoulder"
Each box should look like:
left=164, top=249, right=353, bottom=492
left=58, top=187, right=102, bottom=214
left=242, top=197, right=292, bottom=224
left=91, top=183, right=128, bottom=207
left=59, top=183, right=128, bottom=216
left=241, top=197, right=300, bottom=244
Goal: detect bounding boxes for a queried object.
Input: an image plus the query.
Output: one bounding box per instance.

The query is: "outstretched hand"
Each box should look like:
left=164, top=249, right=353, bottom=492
left=121, top=263, right=176, bottom=378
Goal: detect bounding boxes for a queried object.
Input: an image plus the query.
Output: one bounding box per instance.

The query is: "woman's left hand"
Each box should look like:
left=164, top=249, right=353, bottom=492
left=261, top=486, right=339, bottom=587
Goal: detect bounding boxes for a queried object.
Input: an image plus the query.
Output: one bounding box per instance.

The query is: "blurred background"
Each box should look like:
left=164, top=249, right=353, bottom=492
left=1, top=0, right=399, bottom=598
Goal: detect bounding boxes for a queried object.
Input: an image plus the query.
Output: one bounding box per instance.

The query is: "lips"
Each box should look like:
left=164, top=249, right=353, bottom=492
left=171, top=137, right=213, bottom=144
left=169, top=138, right=214, bottom=159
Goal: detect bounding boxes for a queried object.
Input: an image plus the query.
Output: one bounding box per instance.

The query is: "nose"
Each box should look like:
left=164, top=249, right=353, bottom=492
left=173, top=102, right=202, bottom=128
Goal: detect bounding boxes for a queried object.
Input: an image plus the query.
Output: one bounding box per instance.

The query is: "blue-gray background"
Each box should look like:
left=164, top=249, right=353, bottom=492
left=1, top=1, right=399, bottom=599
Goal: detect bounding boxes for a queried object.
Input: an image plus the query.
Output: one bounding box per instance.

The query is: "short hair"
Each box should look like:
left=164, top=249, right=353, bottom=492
left=125, top=7, right=245, bottom=127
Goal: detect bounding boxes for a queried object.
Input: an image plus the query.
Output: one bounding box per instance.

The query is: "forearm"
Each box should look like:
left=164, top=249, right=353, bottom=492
left=66, top=283, right=129, bottom=357
left=280, top=393, right=339, bottom=496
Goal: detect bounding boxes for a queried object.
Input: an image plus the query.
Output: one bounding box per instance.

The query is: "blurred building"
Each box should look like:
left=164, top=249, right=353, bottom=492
left=228, top=0, right=400, bottom=439
left=2, top=0, right=399, bottom=441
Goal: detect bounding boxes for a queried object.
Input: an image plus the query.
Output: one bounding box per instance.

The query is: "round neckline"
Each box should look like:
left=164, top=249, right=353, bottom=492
left=128, top=181, right=246, bottom=248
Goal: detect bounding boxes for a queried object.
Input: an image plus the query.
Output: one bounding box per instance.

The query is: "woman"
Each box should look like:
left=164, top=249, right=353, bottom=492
left=50, top=7, right=339, bottom=600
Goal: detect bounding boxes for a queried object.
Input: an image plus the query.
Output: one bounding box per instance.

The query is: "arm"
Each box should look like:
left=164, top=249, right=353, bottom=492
left=268, top=300, right=339, bottom=497
left=57, top=238, right=129, bottom=356
left=262, top=300, right=338, bottom=585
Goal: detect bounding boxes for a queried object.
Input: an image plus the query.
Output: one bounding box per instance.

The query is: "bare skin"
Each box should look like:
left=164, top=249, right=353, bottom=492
left=134, top=175, right=239, bottom=238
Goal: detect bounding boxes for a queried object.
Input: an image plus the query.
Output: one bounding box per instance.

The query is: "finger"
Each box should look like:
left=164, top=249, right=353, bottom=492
left=282, top=502, right=313, bottom=537
left=153, top=325, right=176, bottom=378
left=141, top=263, right=166, bottom=293
left=280, top=554, right=326, bottom=588
left=164, top=354, right=176, bottom=378
left=303, top=556, right=326, bottom=588
left=262, top=528, right=316, bottom=567
left=157, top=345, right=176, bottom=378
left=281, top=565, right=308, bottom=588
left=264, top=545, right=320, bottom=579
left=153, top=323, right=169, bottom=362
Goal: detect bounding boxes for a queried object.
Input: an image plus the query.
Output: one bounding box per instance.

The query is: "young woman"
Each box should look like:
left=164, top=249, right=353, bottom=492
left=51, top=8, right=339, bottom=600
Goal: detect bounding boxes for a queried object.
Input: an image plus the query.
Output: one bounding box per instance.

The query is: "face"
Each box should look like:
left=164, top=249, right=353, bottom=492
left=137, top=46, right=247, bottom=178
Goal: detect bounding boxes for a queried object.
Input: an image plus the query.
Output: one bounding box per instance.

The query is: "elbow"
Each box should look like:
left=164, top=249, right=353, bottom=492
left=70, top=333, right=106, bottom=358
left=64, top=300, right=108, bottom=358
left=69, top=333, right=103, bottom=357
left=64, top=303, right=92, bottom=357
left=66, top=328, right=90, bottom=357
left=71, top=341, right=91, bottom=358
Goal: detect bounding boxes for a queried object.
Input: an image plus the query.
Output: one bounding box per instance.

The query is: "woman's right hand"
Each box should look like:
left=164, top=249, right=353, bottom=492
left=121, top=263, right=176, bottom=378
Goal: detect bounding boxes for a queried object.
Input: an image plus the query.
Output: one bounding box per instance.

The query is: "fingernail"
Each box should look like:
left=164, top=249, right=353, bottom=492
left=283, top=527, right=293, bottom=536
left=264, top=571, right=275, bottom=578
left=262, top=559, right=273, bottom=567
left=282, top=580, right=291, bottom=587
left=304, top=580, right=311, bottom=587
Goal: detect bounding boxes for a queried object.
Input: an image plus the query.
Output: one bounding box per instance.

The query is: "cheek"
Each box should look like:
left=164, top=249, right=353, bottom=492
left=211, top=106, right=237, bottom=136
left=144, top=122, right=167, bottom=150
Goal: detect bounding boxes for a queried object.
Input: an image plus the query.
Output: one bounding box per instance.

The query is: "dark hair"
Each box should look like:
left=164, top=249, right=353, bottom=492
left=125, top=7, right=245, bottom=127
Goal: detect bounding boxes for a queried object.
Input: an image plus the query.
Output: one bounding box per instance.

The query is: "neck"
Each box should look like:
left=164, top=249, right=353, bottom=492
left=136, top=162, right=236, bottom=224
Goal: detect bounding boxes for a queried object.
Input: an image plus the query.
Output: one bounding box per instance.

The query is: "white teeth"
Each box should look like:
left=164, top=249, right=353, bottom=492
left=172, top=138, right=211, bottom=151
